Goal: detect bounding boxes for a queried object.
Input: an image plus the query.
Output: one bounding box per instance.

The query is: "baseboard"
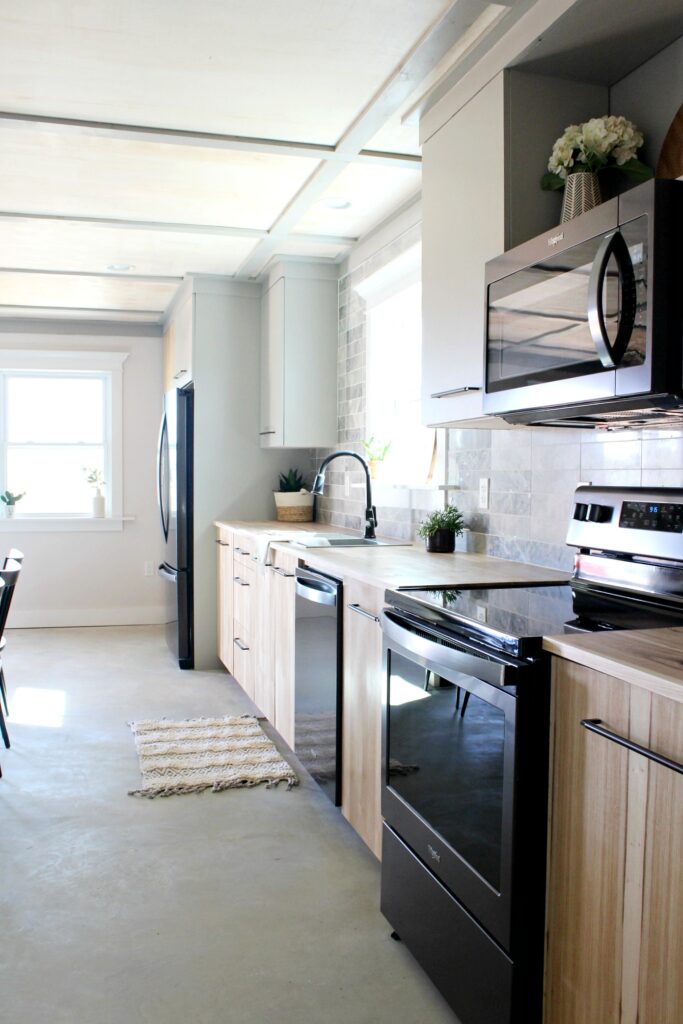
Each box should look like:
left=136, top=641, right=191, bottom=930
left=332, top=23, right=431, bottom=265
left=10, top=605, right=170, bottom=628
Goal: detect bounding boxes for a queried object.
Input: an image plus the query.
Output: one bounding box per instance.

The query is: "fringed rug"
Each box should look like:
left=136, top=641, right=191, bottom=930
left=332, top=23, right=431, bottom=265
left=128, top=715, right=298, bottom=798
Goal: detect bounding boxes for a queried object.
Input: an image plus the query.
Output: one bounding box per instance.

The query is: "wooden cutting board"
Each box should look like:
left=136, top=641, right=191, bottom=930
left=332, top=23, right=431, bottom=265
left=656, top=102, right=683, bottom=178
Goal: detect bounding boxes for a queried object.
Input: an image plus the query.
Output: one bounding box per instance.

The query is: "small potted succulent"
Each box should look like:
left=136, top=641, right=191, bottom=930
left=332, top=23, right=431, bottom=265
left=83, top=467, right=105, bottom=518
left=418, top=504, right=465, bottom=553
left=273, top=468, right=314, bottom=523
left=362, top=436, right=391, bottom=479
left=0, top=490, right=25, bottom=518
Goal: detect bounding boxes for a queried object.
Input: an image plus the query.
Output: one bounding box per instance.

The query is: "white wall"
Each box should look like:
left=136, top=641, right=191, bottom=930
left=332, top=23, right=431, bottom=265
left=0, top=322, right=167, bottom=627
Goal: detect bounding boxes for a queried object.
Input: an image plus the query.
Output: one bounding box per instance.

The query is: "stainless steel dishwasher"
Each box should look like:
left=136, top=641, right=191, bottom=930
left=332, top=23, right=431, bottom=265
left=294, top=566, right=343, bottom=806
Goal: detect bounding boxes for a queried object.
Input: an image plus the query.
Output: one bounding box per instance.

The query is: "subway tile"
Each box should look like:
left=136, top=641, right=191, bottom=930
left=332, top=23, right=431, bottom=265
left=490, top=491, right=531, bottom=516
left=579, top=427, right=642, bottom=444
left=580, top=440, right=641, bottom=470
left=491, top=429, right=531, bottom=450
left=490, top=470, right=532, bottom=493
left=641, top=438, right=683, bottom=469
left=488, top=513, right=530, bottom=540
left=640, top=469, right=683, bottom=487
left=530, top=443, right=580, bottom=473
left=449, top=428, right=492, bottom=450
left=491, top=445, right=532, bottom=471
left=580, top=468, right=642, bottom=486
left=531, top=491, right=576, bottom=521
left=529, top=516, right=569, bottom=546
left=530, top=427, right=586, bottom=446
left=530, top=469, right=583, bottom=495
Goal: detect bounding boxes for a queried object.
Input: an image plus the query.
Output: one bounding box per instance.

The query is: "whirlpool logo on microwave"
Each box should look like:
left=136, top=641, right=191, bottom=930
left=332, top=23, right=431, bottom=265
left=427, top=844, right=441, bottom=864
left=547, top=231, right=564, bottom=247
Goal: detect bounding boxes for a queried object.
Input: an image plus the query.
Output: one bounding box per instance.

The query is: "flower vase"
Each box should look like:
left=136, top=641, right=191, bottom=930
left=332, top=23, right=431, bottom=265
left=561, top=171, right=602, bottom=222
left=5, top=505, right=14, bottom=519
left=92, top=488, right=105, bottom=518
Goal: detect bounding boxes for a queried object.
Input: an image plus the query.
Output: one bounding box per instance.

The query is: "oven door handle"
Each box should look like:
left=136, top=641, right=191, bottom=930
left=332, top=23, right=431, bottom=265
left=381, top=610, right=510, bottom=688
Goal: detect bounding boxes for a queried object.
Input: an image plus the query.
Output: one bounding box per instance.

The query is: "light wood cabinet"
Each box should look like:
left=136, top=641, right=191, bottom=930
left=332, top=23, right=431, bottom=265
left=162, top=290, right=193, bottom=391
left=260, top=261, right=338, bottom=448
left=342, top=579, right=385, bottom=859
left=271, top=549, right=298, bottom=747
left=545, top=658, right=683, bottom=1024
left=217, top=527, right=234, bottom=672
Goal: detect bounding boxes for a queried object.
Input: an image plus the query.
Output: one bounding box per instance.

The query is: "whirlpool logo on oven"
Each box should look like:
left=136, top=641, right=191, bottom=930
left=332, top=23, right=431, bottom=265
left=427, top=844, right=441, bottom=864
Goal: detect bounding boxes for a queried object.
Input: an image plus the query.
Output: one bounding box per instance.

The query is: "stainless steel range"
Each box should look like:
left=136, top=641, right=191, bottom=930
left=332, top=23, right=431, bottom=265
left=380, top=486, right=683, bottom=1024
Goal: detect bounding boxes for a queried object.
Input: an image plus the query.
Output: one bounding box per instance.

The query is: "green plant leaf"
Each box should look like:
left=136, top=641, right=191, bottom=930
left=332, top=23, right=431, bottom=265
left=618, top=158, right=654, bottom=182
left=417, top=504, right=465, bottom=538
left=541, top=172, right=565, bottom=192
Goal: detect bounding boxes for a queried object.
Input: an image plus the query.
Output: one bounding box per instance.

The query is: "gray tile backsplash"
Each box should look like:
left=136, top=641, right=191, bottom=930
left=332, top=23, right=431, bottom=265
left=315, top=225, right=683, bottom=570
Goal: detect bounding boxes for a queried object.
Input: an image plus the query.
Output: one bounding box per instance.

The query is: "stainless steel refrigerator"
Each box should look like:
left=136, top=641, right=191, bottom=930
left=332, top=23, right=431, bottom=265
left=157, top=384, right=194, bottom=669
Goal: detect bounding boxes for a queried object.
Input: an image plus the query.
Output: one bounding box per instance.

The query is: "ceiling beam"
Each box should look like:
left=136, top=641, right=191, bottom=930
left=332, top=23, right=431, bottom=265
left=0, top=267, right=182, bottom=284
left=0, top=210, right=357, bottom=246
left=236, top=0, right=492, bottom=277
left=0, top=111, right=420, bottom=170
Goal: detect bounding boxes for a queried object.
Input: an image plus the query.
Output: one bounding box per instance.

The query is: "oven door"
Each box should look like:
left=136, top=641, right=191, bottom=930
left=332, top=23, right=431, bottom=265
left=381, top=609, right=519, bottom=950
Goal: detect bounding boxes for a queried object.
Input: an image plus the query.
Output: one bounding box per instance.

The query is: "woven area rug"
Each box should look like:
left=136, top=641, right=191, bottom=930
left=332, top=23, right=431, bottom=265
left=128, top=715, right=298, bottom=798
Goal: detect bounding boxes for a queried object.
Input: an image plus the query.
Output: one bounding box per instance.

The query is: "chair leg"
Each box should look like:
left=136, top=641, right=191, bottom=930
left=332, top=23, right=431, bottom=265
left=460, top=691, right=471, bottom=718
left=0, top=700, right=9, bottom=749
left=0, top=665, right=7, bottom=715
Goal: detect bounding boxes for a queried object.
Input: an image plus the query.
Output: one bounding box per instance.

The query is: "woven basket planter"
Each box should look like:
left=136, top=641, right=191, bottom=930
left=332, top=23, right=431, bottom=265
left=273, top=491, right=314, bottom=523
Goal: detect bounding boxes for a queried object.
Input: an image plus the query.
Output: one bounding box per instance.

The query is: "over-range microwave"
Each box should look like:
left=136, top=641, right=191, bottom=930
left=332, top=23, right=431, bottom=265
left=482, top=179, right=683, bottom=429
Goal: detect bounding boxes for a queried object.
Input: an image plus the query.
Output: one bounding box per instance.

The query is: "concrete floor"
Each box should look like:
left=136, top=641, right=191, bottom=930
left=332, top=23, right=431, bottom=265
left=0, top=625, right=457, bottom=1024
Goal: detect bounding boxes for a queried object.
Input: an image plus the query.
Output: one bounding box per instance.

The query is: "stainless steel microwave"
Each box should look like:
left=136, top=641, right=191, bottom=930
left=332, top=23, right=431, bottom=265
left=482, top=179, right=683, bottom=429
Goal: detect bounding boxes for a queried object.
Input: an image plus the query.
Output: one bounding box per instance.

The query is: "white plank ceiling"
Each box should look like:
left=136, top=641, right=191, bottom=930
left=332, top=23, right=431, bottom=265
left=0, top=0, right=518, bottom=322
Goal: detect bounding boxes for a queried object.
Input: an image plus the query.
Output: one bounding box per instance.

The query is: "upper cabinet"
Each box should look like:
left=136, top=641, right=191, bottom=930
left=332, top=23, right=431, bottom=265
left=162, top=289, right=193, bottom=391
left=260, top=261, right=338, bottom=448
left=421, top=70, right=607, bottom=428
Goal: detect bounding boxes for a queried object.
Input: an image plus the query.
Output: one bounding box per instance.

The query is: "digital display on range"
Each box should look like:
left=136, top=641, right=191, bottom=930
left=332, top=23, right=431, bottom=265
left=620, top=501, right=683, bottom=532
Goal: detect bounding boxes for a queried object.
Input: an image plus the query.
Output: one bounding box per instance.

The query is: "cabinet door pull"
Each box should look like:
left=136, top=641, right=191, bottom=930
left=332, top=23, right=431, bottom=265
left=215, top=539, right=230, bottom=547
left=271, top=566, right=295, bottom=577
left=581, top=718, right=683, bottom=775
left=233, top=575, right=241, bottom=582
left=259, top=430, right=276, bottom=436
left=348, top=602, right=380, bottom=623
left=430, top=386, right=481, bottom=399
left=234, top=547, right=242, bottom=554
left=173, top=369, right=188, bottom=379
left=233, top=638, right=249, bottom=652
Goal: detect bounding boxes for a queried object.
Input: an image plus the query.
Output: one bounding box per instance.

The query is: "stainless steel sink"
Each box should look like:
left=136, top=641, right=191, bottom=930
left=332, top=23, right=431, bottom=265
left=323, top=537, right=410, bottom=547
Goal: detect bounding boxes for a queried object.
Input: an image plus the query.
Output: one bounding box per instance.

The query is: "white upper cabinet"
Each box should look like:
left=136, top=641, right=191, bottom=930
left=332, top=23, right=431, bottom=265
left=421, top=70, right=607, bottom=428
left=421, top=74, right=505, bottom=428
left=163, top=288, right=193, bottom=391
left=260, top=261, right=338, bottom=448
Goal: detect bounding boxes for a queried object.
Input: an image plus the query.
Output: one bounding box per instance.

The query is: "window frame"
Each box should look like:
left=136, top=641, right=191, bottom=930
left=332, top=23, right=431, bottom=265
left=0, top=350, right=128, bottom=531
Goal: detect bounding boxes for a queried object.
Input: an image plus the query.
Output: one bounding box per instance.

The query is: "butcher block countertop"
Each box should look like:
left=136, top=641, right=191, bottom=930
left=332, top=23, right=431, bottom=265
left=214, top=519, right=569, bottom=591
left=544, top=628, right=683, bottom=702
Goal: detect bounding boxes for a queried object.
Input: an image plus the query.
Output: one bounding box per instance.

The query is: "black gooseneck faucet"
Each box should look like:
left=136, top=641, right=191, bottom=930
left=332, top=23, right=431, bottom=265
left=312, top=450, right=377, bottom=540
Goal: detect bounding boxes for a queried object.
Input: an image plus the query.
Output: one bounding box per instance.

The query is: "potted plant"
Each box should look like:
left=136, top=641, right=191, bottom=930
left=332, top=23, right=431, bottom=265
left=83, top=467, right=106, bottom=518
left=418, top=504, right=465, bottom=553
left=273, top=468, right=314, bottom=523
left=362, top=436, right=391, bottom=479
left=541, top=115, right=652, bottom=222
left=0, top=490, right=25, bottom=518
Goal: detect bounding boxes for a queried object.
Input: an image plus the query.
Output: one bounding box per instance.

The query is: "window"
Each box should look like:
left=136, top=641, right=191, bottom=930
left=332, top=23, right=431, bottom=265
left=360, top=244, right=439, bottom=488
left=0, top=350, right=127, bottom=522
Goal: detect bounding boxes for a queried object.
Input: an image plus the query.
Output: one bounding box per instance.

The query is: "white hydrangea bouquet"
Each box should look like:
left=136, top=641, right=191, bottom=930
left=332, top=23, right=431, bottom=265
left=541, top=115, right=652, bottom=192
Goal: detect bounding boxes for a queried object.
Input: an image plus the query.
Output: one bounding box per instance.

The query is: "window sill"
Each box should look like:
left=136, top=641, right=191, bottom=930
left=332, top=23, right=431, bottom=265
left=0, top=516, right=135, bottom=533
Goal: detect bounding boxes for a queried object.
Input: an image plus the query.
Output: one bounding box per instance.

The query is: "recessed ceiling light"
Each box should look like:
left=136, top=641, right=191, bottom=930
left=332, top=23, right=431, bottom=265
left=319, top=197, right=352, bottom=210
left=107, top=263, right=135, bottom=272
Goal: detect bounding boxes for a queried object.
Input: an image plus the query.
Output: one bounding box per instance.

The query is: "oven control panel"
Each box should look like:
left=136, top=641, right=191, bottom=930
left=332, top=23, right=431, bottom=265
left=620, top=501, right=683, bottom=532
left=567, top=486, right=683, bottom=559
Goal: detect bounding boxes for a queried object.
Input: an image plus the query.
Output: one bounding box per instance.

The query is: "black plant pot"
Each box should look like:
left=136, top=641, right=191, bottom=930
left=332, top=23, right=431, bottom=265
left=425, top=529, right=456, bottom=553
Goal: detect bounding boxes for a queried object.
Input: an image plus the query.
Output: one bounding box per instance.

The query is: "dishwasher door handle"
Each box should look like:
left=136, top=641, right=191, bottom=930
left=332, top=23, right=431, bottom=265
left=348, top=602, right=380, bottom=623
left=295, top=576, right=338, bottom=606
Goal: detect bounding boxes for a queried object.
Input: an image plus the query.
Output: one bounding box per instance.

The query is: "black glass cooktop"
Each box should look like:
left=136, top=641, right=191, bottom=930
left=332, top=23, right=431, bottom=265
left=388, top=583, right=575, bottom=657
left=387, top=581, right=683, bottom=659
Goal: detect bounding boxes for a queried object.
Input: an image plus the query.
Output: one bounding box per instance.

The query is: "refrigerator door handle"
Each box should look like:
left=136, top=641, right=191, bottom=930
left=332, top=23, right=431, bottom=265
left=158, top=563, right=178, bottom=584
left=157, top=411, right=169, bottom=542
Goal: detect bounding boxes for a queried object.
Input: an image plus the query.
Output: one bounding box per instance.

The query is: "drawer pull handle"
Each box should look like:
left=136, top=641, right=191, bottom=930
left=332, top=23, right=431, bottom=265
left=581, top=719, right=683, bottom=775
left=233, top=575, right=241, bottom=582
left=215, top=540, right=230, bottom=546
left=233, top=638, right=249, bottom=652
left=173, top=369, right=188, bottom=379
left=430, top=386, right=481, bottom=399
left=348, top=602, right=380, bottom=623
left=271, top=566, right=295, bottom=577
left=259, top=430, right=276, bottom=436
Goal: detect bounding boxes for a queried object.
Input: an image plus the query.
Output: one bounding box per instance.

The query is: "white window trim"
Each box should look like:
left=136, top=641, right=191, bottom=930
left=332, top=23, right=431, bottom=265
left=0, top=349, right=128, bottom=529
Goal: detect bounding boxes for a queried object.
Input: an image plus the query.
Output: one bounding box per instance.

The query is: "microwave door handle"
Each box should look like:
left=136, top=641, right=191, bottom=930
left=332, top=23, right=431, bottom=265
left=587, top=230, right=637, bottom=369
